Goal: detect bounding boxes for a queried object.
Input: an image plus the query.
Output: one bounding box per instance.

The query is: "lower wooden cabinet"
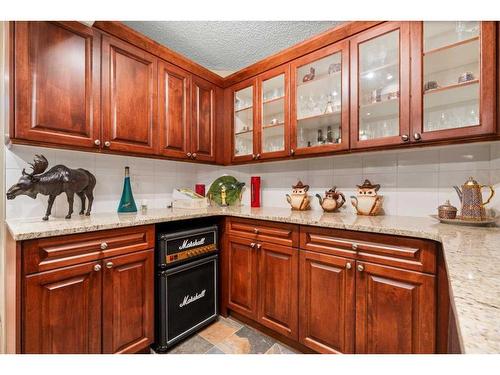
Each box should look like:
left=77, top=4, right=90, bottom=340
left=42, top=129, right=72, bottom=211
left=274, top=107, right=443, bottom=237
left=355, top=261, right=436, bottom=354
left=299, top=251, right=354, bottom=354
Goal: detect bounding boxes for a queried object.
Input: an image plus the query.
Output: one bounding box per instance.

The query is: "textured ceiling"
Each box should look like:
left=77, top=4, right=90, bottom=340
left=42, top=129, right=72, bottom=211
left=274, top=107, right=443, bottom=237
left=123, top=21, right=342, bottom=73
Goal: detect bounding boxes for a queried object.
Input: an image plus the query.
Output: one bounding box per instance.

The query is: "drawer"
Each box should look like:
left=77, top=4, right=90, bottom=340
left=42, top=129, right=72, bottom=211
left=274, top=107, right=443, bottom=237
left=300, top=226, right=437, bottom=274
left=23, top=225, right=155, bottom=274
left=227, top=218, right=298, bottom=247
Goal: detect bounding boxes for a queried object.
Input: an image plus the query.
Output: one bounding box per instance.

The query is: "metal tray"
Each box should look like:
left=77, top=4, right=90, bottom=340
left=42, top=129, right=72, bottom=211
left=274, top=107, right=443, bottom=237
left=430, top=215, right=497, bottom=227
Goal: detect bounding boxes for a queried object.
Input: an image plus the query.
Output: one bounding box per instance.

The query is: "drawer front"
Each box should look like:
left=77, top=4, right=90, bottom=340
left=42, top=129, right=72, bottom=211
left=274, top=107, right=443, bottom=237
left=300, top=226, right=436, bottom=274
left=228, top=218, right=299, bottom=247
left=23, top=225, right=155, bottom=274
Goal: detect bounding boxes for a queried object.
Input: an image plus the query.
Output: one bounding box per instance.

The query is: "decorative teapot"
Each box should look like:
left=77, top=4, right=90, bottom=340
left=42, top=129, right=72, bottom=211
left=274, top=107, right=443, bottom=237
left=453, top=177, right=494, bottom=220
left=350, top=179, right=383, bottom=216
left=286, top=181, right=311, bottom=211
left=316, top=187, right=345, bottom=213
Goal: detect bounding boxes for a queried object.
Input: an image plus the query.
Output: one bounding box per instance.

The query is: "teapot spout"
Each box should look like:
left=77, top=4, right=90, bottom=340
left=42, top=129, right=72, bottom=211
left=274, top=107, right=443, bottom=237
left=453, top=186, right=463, bottom=203
left=315, top=194, right=323, bottom=205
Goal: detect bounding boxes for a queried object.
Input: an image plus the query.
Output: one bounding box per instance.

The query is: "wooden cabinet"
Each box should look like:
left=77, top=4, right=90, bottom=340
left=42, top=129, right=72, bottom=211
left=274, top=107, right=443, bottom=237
left=410, top=21, right=496, bottom=142
left=23, top=261, right=102, bottom=354
left=102, top=34, right=157, bottom=155
left=22, top=226, right=155, bottom=354
left=350, top=21, right=411, bottom=149
left=355, top=261, right=436, bottom=354
left=157, top=60, right=191, bottom=159
left=232, top=78, right=257, bottom=162
left=299, top=250, right=354, bottom=353
left=13, top=21, right=101, bottom=149
left=191, top=76, right=216, bottom=162
left=102, top=249, right=154, bottom=354
left=258, top=242, right=298, bottom=339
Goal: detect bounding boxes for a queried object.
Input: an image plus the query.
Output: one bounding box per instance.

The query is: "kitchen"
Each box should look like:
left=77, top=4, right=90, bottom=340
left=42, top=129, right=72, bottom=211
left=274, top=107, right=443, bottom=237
left=1, top=2, right=500, bottom=370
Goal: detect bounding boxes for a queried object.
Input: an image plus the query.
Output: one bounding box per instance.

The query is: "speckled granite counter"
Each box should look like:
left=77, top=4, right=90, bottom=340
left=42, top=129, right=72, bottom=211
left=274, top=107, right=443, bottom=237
left=6, top=206, right=500, bottom=353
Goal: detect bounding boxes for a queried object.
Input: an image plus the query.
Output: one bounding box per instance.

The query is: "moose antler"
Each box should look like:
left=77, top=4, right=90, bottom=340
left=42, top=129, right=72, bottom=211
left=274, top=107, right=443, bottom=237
left=22, top=155, right=48, bottom=176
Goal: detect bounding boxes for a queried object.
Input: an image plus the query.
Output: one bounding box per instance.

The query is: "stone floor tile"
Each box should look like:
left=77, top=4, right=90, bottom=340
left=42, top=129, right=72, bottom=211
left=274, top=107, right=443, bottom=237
left=167, top=335, right=213, bottom=354
left=265, top=342, right=298, bottom=354
left=216, top=326, right=275, bottom=354
left=198, top=319, right=240, bottom=345
left=205, top=346, right=225, bottom=354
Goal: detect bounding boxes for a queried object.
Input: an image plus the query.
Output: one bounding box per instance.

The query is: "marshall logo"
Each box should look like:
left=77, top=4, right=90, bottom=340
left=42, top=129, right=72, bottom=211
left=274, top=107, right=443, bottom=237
left=179, top=289, right=206, bottom=308
left=179, top=237, right=206, bottom=250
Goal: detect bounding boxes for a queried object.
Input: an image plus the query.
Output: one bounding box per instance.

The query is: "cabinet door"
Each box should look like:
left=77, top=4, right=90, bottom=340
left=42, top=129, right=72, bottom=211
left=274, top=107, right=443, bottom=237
left=14, top=21, right=100, bottom=149
left=291, top=40, right=350, bottom=156
left=232, top=78, right=257, bottom=162
left=102, top=249, right=154, bottom=354
left=355, top=261, right=436, bottom=354
left=157, top=60, right=191, bottom=159
left=191, top=76, right=216, bottom=162
left=350, top=22, right=411, bottom=149
left=257, top=65, right=290, bottom=160
left=299, top=251, right=355, bottom=354
left=410, top=22, right=496, bottom=142
left=23, top=261, right=102, bottom=353
left=258, top=242, right=298, bottom=339
left=102, top=35, right=157, bottom=155
left=226, top=236, right=258, bottom=319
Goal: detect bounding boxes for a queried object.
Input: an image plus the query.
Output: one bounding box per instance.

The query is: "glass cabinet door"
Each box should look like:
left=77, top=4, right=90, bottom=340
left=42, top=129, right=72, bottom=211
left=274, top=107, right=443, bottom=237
left=411, top=22, right=496, bottom=141
left=257, top=65, right=289, bottom=159
left=291, top=41, right=349, bottom=155
left=350, top=22, right=410, bottom=148
left=233, top=82, right=255, bottom=161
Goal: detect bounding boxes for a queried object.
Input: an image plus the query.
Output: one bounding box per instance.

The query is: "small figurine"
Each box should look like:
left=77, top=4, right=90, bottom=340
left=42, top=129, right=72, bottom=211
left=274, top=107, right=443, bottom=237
left=220, top=185, right=228, bottom=206
left=328, top=62, right=341, bottom=75
left=286, top=181, right=311, bottom=211
left=350, top=179, right=383, bottom=216
left=302, top=67, right=315, bottom=82
left=316, top=187, right=345, bottom=213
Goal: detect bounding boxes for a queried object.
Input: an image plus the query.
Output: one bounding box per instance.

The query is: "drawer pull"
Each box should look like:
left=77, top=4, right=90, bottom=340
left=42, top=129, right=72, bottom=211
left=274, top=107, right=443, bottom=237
left=250, top=242, right=256, bottom=248
left=254, top=228, right=259, bottom=234
left=256, top=244, right=262, bottom=250
left=357, top=264, right=364, bottom=272
left=94, top=264, right=101, bottom=272
left=352, top=243, right=358, bottom=250
left=105, top=261, right=114, bottom=269
left=346, top=262, right=352, bottom=270
left=100, top=242, right=108, bottom=250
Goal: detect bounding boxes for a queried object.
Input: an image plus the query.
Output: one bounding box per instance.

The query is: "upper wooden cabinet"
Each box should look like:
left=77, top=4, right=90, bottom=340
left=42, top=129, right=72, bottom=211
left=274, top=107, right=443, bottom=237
left=350, top=21, right=411, bottom=149
left=410, top=21, right=497, bottom=142
left=191, top=76, right=216, bottom=162
left=291, top=40, right=350, bottom=156
left=157, top=60, right=191, bottom=159
left=101, top=34, right=157, bottom=155
left=13, top=21, right=101, bottom=149
left=232, top=77, right=257, bottom=162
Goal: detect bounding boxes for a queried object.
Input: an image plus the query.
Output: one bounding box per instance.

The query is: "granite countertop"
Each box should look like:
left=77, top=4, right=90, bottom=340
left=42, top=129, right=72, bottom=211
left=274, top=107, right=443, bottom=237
left=6, top=206, right=500, bottom=353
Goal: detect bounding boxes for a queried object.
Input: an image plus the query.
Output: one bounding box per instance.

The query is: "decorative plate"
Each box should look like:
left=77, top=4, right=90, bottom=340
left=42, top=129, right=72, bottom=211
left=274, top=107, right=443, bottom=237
left=430, top=215, right=497, bottom=227
left=207, top=175, right=245, bottom=206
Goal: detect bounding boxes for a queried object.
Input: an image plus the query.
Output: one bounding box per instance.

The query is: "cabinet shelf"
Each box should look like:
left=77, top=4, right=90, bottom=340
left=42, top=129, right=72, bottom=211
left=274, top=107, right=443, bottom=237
left=262, top=122, right=285, bottom=129
left=424, top=79, right=479, bottom=95
left=262, top=96, right=284, bottom=105
left=234, top=105, right=253, bottom=113
left=235, top=129, right=253, bottom=136
left=424, top=36, right=479, bottom=56
left=297, top=71, right=340, bottom=87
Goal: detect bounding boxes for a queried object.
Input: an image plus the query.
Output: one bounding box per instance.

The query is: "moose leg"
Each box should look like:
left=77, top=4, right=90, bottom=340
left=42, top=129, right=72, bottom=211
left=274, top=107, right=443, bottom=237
left=77, top=192, right=86, bottom=215
left=43, top=195, right=56, bottom=221
left=85, top=191, right=94, bottom=216
left=65, top=191, right=74, bottom=219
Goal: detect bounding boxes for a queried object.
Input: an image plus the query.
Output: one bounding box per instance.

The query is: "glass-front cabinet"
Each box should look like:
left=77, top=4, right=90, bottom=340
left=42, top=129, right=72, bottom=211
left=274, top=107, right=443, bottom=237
left=350, top=22, right=410, bottom=149
left=257, top=65, right=290, bottom=159
left=291, top=41, right=350, bottom=155
left=410, top=22, right=496, bottom=141
left=232, top=79, right=256, bottom=162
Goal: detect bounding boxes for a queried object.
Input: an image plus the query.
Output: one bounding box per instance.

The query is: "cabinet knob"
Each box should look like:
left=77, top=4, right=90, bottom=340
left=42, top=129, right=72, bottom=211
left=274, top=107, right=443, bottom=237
left=346, top=262, right=352, bottom=270
left=100, top=242, right=108, bottom=250
left=94, top=264, right=101, bottom=272
left=250, top=242, right=256, bottom=248
left=104, top=141, right=111, bottom=147
left=351, top=243, right=358, bottom=250
left=252, top=154, right=257, bottom=160
left=413, top=132, right=422, bottom=141
left=105, top=261, right=114, bottom=269
left=401, top=134, right=409, bottom=142
left=291, top=149, right=295, bottom=156
left=192, top=153, right=197, bottom=159
left=256, top=154, right=261, bottom=159
left=254, top=228, right=259, bottom=234
left=94, top=139, right=101, bottom=146
left=187, top=152, right=192, bottom=158
left=357, top=264, right=364, bottom=272
left=256, top=243, right=262, bottom=250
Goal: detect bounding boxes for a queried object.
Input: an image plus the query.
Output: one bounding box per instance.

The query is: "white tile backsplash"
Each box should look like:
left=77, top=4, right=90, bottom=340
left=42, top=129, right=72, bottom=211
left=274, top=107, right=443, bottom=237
left=5, top=141, right=500, bottom=219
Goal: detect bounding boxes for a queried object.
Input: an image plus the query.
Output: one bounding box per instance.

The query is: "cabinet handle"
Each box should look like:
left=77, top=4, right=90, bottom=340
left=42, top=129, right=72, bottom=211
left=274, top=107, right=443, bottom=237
left=94, top=264, right=101, bottom=272
left=290, top=149, right=295, bottom=156
left=256, top=154, right=261, bottom=159
left=105, top=261, right=114, bottom=269
left=346, top=262, right=352, bottom=270
left=250, top=242, right=256, bottom=248
left=256, top=243, right=262, bottom=250
left=414, top=133, right=422, bottom=141
left=252, top=154, right=257, bottom=160
left=192, top=153, right=197, bottom=159
left=100, top=242, right=108, bottom=250
left=187, top=152, right=192, bottom=158
left=351, top=243, right=358, bottom=250
left=357, top=264, right=364, bottom=272
left=401, top=134, right=409, bottom=142
left=104, top=141, right=111, bottom=147
left=254, top=228, right=259, bottom=234
left=94, top=139, right=101, bottom=146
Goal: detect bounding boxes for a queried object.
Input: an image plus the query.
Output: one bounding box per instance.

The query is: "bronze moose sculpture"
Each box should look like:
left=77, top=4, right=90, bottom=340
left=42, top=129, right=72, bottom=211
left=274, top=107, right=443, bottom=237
left=6, top=155, right=96, bottom=221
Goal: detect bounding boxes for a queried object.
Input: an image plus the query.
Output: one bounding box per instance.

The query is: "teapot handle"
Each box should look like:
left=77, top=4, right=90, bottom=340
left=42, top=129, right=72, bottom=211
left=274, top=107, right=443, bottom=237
left=338, top=192, right=346, bottom=208
left=481, top=185, right=495, bottom=206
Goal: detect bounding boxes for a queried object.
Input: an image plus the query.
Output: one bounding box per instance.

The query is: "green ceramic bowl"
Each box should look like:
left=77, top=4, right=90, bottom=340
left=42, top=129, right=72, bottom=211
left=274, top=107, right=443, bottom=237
left=207, top=175, right=245, bottom=206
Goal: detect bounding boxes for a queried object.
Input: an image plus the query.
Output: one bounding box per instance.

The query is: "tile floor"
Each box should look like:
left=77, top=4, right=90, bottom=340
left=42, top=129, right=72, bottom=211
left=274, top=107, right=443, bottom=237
left=163, top=316, right=299, bottom=354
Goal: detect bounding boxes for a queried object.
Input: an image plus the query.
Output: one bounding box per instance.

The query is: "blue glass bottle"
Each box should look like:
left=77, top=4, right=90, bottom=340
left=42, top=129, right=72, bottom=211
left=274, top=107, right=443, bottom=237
left=117, top=166, right=137, bottom=213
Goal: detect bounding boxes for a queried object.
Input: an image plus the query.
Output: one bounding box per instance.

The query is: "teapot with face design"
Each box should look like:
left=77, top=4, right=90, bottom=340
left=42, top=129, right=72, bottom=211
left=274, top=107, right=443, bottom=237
left=316, top=187, right=345, bottom=213
left=286, top=180, right=311, bottom=211
left=350, top=179, right=383, bottom=216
